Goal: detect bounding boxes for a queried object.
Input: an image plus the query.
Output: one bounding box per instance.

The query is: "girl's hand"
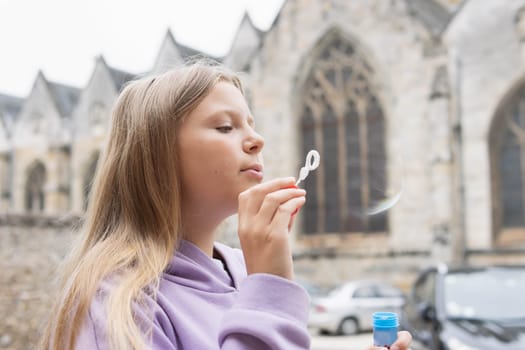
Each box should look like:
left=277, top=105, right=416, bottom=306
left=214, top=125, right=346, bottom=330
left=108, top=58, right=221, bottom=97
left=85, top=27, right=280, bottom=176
left=237, top=177, right=306, bottom=280
left=367, top=331, right=412, bottom=350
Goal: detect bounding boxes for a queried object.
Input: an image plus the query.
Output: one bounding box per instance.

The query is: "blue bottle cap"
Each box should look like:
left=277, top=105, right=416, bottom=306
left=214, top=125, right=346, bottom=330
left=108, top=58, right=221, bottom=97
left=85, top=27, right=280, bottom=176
left=373, top=312, right=399, bottom=328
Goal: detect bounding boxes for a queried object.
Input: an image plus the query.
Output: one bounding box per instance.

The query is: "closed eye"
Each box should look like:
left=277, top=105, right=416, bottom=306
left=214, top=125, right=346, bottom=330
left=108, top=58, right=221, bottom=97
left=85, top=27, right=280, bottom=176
left=216, top=125, right=233, bottom=133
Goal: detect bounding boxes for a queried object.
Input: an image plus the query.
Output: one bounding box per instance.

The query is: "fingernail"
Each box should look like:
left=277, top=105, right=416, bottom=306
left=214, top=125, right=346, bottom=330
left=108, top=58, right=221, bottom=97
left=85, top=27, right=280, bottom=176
left=390, top=345, right=399, bottom=350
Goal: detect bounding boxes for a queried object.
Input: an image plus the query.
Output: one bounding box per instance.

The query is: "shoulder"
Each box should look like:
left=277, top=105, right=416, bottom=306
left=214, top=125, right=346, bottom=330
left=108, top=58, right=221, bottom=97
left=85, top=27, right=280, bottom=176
left=78, top=276, right=174, bottom=348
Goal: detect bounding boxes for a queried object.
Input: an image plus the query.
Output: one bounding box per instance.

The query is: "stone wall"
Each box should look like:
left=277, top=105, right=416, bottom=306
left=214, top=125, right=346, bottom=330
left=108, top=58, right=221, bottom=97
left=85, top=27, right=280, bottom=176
left=0, top=216, right=78, bottom=350
left=0, top=215, right=236, bottom=350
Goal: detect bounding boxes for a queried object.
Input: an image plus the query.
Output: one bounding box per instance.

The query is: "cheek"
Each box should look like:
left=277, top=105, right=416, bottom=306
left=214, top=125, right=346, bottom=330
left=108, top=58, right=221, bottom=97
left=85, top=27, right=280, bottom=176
left=178, top=135, right=239, bottom=189
left=183, top=150, right=234, bottom=187
left=199, top=143, right=236, bottom=175
left=215, top=157, right=234, bottom=172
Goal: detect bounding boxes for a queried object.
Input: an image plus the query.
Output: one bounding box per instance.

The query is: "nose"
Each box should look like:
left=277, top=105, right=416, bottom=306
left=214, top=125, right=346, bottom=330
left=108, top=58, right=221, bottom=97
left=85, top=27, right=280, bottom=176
left=243, top=130, right=264, bottom=154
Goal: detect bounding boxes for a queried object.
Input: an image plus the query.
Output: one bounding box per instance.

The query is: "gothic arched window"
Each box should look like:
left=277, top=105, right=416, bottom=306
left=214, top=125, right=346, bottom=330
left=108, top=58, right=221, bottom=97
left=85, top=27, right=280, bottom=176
left=491, top=87, right=525, bottom=245
left=56, top=146, right=71, bottom=192
left=299, top=31, right=386, bottom=235
left=0, top=153, right=10, bottom=199
left=25, top=161, right=46, bottom=212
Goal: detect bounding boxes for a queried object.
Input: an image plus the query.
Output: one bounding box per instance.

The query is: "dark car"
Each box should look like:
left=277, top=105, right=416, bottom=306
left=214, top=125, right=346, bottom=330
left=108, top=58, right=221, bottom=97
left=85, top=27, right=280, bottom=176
left=401, top=264, right=525, bottom=350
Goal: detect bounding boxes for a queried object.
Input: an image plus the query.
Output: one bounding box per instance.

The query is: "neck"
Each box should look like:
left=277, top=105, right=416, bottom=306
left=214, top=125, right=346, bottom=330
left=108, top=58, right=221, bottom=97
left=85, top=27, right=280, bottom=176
left=181, top=207, right=230, bottom=257
left=180, top=193, right=237, bottom=256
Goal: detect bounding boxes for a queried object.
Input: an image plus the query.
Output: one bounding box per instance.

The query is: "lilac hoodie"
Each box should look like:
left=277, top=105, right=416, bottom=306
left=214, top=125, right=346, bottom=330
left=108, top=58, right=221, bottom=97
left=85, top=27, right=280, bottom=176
left=76, top=240, right=311, bottom=349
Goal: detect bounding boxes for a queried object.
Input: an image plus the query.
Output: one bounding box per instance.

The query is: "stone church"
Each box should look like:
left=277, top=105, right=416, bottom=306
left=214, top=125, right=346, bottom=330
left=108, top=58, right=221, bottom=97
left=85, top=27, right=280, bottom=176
left=2, top=0, right=525, bottom=287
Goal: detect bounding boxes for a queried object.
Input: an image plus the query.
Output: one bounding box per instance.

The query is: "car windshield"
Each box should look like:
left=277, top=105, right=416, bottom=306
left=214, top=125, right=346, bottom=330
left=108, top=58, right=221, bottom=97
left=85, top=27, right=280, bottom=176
left=327, top=285, right=344, bottom=296
left=444, top=267, right=525, bottom=321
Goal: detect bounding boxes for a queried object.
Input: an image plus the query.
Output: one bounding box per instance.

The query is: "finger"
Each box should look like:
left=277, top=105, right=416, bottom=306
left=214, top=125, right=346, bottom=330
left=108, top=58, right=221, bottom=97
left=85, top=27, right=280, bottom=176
left=255, top=177, right=297, bottom=195
left=288, top=216, right=295, bottom=231
left=271, top=196, right=306, bottom=235
left=390, top=331, right=412, bottom=350
left=288, top=210, right=297, bottom=231
left=288, top=202, right=304, bottom=230
left=238, top=177, right=296, bottom=215
left=257, top=188, right=306, bottom=224
left=396, top=331, right=412, bottom=344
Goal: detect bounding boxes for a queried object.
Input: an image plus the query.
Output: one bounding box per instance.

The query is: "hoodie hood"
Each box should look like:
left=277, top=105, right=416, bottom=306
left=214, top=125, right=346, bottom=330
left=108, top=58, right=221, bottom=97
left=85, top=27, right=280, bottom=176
left=162, top=240, right=247, bottom=293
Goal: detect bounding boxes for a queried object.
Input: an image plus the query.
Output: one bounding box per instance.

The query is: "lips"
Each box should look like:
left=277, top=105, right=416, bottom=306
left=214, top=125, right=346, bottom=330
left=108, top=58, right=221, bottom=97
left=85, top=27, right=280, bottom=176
left=241, top=163, right=264, bottom=180
left=241, top=164, right=263, bottom=173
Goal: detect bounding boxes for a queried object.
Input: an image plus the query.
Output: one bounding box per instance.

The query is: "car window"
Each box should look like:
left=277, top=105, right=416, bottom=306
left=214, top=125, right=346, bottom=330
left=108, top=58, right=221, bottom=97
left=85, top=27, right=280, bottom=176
left=353, top=286, right=377, bottom=298
left=444, top=267, right=525, bottom=320
left=377, top=285, right=403, bottom=298
left=328, top=285, right=344, bottom=297
left=413, top=271, right=436, bottom=306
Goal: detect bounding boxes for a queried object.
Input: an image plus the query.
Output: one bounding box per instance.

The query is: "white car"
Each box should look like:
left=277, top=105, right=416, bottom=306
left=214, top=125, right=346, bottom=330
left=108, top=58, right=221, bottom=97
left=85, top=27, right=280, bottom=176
left=308, top=280, right=405, bottom=335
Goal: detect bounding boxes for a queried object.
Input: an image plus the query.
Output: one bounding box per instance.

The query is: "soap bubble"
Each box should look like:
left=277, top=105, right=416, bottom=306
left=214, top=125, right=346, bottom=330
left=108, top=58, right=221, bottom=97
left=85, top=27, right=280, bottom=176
left=297, top=150, right=404, bottom=234
left=351, top=154, right=404, bottom=217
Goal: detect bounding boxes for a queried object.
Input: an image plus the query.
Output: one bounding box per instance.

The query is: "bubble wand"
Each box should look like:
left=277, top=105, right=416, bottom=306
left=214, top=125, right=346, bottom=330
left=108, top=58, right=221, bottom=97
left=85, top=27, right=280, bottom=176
left=295, top=150, right=320, bottom=186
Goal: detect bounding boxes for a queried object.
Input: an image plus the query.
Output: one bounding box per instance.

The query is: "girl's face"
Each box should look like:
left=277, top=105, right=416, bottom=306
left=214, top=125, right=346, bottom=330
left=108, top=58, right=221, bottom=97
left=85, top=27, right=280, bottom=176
left=177, top=81, right=265, bottom=215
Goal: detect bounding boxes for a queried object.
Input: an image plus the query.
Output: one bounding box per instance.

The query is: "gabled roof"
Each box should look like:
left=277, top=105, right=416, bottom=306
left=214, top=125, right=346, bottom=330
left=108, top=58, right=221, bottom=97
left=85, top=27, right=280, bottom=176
left=107, top=67, right=135, bottom=91
left=256, top=0, right=287, bottom=38
left=434, top=0, right=466, bottom=12
left=0, top=93, right=23, bottom=120
left=223, top=12, right=265, bottom=70
left=99, top=56, right=136, bottom=91
left=0, top=93, right=23, bottom=135
left=46, top=79, right=81, bottom=118
left=221, top=2, right=290, bottom=69
left=173, top=40, right=206, bottom=60
left=237, top=12, right=264, bottom=39
left=406, top=0, right=454, bottom=37
left=163, top=29, right=220, bottom=61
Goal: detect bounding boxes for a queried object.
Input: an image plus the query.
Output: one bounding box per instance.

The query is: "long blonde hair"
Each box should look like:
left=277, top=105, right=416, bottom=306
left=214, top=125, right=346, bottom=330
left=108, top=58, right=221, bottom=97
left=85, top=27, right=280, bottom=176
left=40, top=61, right=243, bottom=350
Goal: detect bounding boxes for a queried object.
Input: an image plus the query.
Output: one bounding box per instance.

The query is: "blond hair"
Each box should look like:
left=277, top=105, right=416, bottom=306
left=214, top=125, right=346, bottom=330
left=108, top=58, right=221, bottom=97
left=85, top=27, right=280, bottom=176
left=40, top=61, right=243, bottom=350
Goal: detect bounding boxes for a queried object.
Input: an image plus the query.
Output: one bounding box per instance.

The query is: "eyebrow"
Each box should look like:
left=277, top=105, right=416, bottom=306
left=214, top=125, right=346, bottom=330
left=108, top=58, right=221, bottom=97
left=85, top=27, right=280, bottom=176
left=209, top=109, right=255, bottom=126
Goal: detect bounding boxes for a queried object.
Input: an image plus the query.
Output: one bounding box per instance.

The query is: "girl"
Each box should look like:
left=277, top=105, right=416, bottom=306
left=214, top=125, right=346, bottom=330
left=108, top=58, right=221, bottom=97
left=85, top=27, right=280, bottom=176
left=40, top=61, right=411, bottom=349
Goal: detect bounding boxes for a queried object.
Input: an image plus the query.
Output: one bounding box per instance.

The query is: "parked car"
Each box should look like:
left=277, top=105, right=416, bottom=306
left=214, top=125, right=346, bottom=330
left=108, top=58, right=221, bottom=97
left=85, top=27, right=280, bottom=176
left=401, top=264, right=525, bottom=350
left=308, top=279, right=406, bottom=335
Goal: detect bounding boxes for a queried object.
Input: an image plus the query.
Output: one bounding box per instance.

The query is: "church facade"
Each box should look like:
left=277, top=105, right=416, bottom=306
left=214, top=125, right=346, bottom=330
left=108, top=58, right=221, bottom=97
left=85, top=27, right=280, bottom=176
left=2, top=0, right=525, bottom=286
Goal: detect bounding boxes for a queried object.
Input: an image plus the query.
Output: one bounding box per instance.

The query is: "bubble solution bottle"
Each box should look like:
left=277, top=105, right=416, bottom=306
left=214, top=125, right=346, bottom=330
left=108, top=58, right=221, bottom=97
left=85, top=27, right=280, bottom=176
left=372, top=312, right=399, bottom=349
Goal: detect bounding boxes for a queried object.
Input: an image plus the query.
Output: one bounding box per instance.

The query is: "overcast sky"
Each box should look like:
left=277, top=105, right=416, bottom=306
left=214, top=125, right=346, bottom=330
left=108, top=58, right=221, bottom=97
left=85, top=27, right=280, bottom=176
left=0, top=0, right=285, bottom=97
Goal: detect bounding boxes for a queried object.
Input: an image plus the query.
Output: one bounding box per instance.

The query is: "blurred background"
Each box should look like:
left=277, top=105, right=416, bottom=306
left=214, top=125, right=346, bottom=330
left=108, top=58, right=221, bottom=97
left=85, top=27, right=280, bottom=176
left=1, top=0, right=525, bottom=349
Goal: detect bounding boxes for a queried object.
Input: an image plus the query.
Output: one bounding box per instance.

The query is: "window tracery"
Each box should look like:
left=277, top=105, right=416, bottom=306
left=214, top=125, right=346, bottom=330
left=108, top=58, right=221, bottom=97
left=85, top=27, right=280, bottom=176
left=25, top=161, right=46, bottom=212
left=492, top=92, right=525, bottom=244
left=300, top=32, right=386, bottom=235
